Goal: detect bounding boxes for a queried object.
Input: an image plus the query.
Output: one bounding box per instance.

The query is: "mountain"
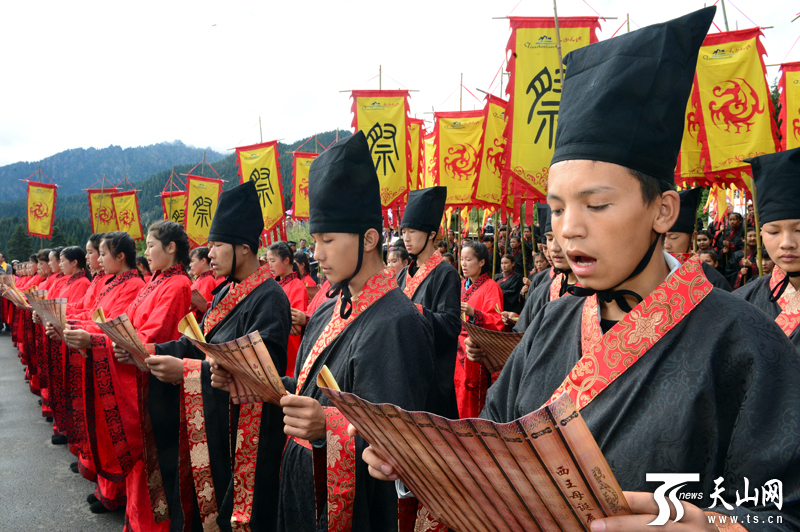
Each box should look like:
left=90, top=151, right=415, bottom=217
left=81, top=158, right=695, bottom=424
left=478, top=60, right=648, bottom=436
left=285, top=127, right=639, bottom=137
left=0, top=141, right=226, bottom=201
left=0, top=130, right=350, bottom=259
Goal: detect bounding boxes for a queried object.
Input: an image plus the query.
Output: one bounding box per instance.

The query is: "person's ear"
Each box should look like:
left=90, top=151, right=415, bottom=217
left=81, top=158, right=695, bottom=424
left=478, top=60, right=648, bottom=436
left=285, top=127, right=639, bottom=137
left=363, top=228, right=380, bottom=253
left=653, top=190, right=680, bottom=234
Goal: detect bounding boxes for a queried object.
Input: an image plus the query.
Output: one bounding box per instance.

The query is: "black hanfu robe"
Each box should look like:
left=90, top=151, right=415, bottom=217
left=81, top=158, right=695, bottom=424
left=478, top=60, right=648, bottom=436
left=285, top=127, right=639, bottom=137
left=483, top=258, right=800, bottom=529
left=512, top=269, right=570, bottom=334
left=672, top=252, right=732, bottom=292
left=278, top=270, right=435, bottom=532
left=149, top=264, right=291, bottom=532
left=397, top=250, right=461, bottom=419
left=735, top=266, right=800, bottom=350
left=494, top=271, right=524, bottom=314
left=529, top=267, right=550, bottom=290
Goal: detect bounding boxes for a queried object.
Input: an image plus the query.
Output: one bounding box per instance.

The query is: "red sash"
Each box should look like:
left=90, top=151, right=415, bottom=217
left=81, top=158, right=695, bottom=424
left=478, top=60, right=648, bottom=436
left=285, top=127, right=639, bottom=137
left=546, top=257, right=712, bottom=410
left=403, top=251, right=444, bottom=299
left=292, top=269, right=397, bottom=532
left=769, top=266, right=800, bottom=337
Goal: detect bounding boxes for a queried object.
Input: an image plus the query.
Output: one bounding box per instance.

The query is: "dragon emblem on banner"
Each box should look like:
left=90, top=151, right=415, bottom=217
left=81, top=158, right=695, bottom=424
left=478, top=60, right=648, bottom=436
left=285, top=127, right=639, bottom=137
left=97, top=206, right=115, bottom=224
left=444, top=143, right=479, bottom=181
left=793, top=109, right=800, bottom=142
left=486, top=138, right=508, bottom=175
left=709, top=78, right=764, bottom=133
left=29, top=201, right=49, bottom=220
left=117, top=209, right=134, bottom=229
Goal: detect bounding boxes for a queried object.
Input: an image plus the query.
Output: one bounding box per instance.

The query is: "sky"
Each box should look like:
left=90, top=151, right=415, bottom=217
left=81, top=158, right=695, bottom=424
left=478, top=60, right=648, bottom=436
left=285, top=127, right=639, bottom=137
left=0, top=0, right=796, bottom=168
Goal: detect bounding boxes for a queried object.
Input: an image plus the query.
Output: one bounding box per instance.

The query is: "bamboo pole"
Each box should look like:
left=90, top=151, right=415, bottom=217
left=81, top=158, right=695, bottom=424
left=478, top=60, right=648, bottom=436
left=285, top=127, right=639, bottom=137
left=720, top=0, right=730, bottom=31
left=553, top=0, right=565, bottom=85
left=492, top=211, right=498, bottom=279
left=751, top=183, right=764, bottom=276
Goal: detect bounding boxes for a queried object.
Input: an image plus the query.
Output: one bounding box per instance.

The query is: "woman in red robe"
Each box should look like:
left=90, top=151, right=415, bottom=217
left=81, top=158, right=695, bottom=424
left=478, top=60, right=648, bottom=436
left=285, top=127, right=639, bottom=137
left=453, top=241, right=504, bottom=418
left=61, top=232, right=146, bottom=513
left=294, top=250, right=317, bottom=289
left=29, top=249, right=60, bottom=396
left=67, top=233, right=108, bottom=317
left=189, top=245, right=216, bottom=321
left=267, top=241, right=307, bottom=377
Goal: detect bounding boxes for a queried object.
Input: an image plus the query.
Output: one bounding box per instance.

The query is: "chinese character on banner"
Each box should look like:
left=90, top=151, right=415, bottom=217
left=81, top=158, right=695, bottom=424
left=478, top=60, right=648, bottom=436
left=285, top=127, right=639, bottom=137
left=88, top=187, right=119, bottom=233
left=685, top=28, right=780, bottom=191
left=110, top=190, right=144, bottom=240
left=778, top=61, right=800, bottom=151
left=26, top=182, right=57, bottom=239
left=408, top=118, right=425, bottom=191
left=504, top=17, right=600, bottom=201
left=184, top=175, right=222, bottom=248
left=161, top=190, right=186, bottom=225
left=473, top=95, right=510, bottom=209
left=434, top=111, right=485, bottom=208
left=422, top=131, right=437, bottom=190
left=292, top=152, right=318, bottom=221
left=235, top=140, right=286, bottom=237
left=351, top=90, right=411, bottom=208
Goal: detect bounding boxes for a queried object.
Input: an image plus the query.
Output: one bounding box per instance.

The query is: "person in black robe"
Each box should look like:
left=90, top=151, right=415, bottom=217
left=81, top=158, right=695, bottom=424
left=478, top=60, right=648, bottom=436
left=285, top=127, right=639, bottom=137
left=396, top=186, right=461, bottom=419
left=663, top=187, right=732, bottom=291
left=275, top=132, right=436, bottom=532
left=735, top=148, right=800, bottom=350
left=361, top=8, right=800, bottom=529
left=494, top=254, right=524, bottom=314
left=144, top=181, right=291, bottom=532
left=726, top=228, right=758, bottom=288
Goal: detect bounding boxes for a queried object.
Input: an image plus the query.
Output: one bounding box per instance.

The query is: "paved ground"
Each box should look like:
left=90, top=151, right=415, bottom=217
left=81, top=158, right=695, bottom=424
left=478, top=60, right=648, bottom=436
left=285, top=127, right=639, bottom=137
left=0, top=333, right=126, bottom=531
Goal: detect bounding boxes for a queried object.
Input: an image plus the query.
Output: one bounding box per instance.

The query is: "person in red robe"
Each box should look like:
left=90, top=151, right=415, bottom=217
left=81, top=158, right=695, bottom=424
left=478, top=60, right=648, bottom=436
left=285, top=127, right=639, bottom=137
left=294, top=250, right=317, bottom=289
left=189, top=245, right=216, bottom=322
left=29, top=248, right=60, bottom=396
left=67, top=233, right=108, bottom=316
left=453, top=241, right=504, bottom=418
left=268, top=241, right=307, bottom=377
left=61, top=232, right=145, bottom=513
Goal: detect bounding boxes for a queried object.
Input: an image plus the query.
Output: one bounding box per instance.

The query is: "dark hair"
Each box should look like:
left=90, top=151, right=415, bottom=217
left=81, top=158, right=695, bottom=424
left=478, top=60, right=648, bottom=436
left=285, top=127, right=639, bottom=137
left=29, top=254, right=38, bottom=263
left=50, top=247, right=64, bottom=259
left=388, top=247, right=410, bottom=263
left=501, top=253, right=515, bottom=263
left=148, top=220, right=190, bottom=268
left=699, top=249, right=719, bottom=263
left=136, top=255, right=151, bottom=273
left=87, top=232, right=105, bottom=252
left=267, top=242, right=298, bottom=274
left=60, top=246, right=91, bottom=280
left=510, top=235, right=521, bottom=244
left=443, top=252, right=455, bottom=263
left=190, top=246, right=210, bottom=263
left=437, top=240, right=448, bottom=249
left=102, top=231, right=138, bottom=271
left=37, top=249, right=50, bottom=262
left=697, top=229, right=712, bottom=240
left=534, top=251, right=546, bottom=260
left=626, top=167, right=669, bottom=205
left=294, top=251, right=311, bottom=276
left=462, top=241, right=491, bottom=275
left=729, top=212, right=743, bottom=222
left=482, top=235, right=494, bottom=244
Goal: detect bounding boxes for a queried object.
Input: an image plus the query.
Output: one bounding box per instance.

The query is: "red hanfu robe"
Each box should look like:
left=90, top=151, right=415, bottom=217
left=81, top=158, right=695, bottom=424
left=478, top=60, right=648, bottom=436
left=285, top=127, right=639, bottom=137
left=280, top=272, right=308, bottom=378
left=69, top=270, right=145, bottom=504
left=307, top=279, right=331, bottom=317
left=29, top=273, right=62, bottom=395
left=14, top=274, right=44, bottom=362
left=67, top=271, right=107, bottom=316
left=121, top=264, right=191, bottom=532
left=453, top=273, right=504, bottom=419
left=190, top=269, right=217, bottom=322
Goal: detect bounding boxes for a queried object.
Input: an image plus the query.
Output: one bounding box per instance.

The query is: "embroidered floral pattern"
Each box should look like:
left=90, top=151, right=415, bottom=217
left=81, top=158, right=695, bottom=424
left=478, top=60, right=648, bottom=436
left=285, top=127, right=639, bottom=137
left=204, top=264, right=272, bottom=336
left=278, top=271, right=299, bottom=287
left=403, top=251, right=444, bottom=299
left=546, top=257, right=712, bottom=410
left=769, top=266, right=800, bottom=336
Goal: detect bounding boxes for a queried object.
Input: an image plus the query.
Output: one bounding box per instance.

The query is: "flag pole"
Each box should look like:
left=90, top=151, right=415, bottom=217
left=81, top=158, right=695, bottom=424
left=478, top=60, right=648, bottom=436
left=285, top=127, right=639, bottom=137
left=553, top=0, right=565, bottom=85
left=720, top=0, right=730, bottom=31
left=492, top=211, right=498, bottom=279
left=751, top=184, right=764, bottom=277
left=460, top=73, right=463, bottom=111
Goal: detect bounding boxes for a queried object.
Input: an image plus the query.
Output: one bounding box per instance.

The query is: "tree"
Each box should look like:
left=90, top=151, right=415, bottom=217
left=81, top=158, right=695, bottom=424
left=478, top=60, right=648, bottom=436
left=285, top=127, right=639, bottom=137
left=771, top=76, right=782, bottom=145
left=50, top=226, right=67, bottom=247
left=7, top=224, right=32, bottom=261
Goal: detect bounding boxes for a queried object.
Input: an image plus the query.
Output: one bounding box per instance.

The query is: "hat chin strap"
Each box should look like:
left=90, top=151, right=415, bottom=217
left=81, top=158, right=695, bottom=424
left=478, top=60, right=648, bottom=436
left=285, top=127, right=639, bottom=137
left=769, top=270, right=800, bottom=302
left=408, top=233, right=432, bottom=264
left=326, top=236, right=365, bottom=319
left=567, top=233, right=661, bottom=313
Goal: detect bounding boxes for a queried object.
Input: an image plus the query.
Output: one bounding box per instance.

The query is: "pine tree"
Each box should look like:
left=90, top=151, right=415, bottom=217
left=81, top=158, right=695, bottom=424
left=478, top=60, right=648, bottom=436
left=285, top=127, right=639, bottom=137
left=7, top=224, right=32, bottom=261
left=50, top=226, right=67, bottom=247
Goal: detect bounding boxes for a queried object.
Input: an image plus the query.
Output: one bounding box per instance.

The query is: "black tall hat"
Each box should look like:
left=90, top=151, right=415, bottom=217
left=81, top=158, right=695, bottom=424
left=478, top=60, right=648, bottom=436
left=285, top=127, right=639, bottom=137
left=401, top=187, right=447, bottom=233
left=208, top=180, right=263, bottom=252
left=551, top=6, right=716, bottom=187
left=308, top=131, right=383, bottom=235
left=537, top=203, right=552, bottom=233
left=670, top=188, right=703, bottom=234
left=746, top=147, right=800, bottom=225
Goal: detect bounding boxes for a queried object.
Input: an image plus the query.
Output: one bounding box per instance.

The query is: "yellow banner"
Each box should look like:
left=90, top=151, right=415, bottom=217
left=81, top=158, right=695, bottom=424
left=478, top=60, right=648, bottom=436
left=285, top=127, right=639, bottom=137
left=696, top=30, right=777, bottom=177
left=351, top=91, right=409, bottom=207
left=237, top=141, right=285, bottom=234
left=475, top=96, right=509, bottom=207
left=506, top=19, right=598, bottom=199
left=88, top=188, right=118, bottom=233
left=409, top=119, right=423, bottom=191
left=782, top=66, right=800, bottom=150
left=111, top=191, right=144, bottom=240
left=292, top=152, right=317, bottom=220
left=422, top=133, right=436, bottom=189
left=27, top=183, right=57, bottom=239
left=184, top=175, right=222, bottom=247
left=162, top=192, right=186, bottom=225
left=436, top=111, right=485, bottom=207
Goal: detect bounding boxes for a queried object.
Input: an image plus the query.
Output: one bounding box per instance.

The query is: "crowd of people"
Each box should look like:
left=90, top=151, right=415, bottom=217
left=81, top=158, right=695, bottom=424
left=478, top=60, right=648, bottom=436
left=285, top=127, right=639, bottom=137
left=0, top=6, right=798, bottom=532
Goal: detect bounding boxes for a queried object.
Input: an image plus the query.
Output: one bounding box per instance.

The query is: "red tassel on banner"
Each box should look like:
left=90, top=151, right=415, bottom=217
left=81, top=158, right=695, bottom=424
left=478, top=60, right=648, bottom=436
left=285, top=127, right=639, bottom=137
left=280, top=220, right=287, bottom=242
left=512, top=195, right=521, bottom=227
left=524, top=200, right=534, bottom=228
